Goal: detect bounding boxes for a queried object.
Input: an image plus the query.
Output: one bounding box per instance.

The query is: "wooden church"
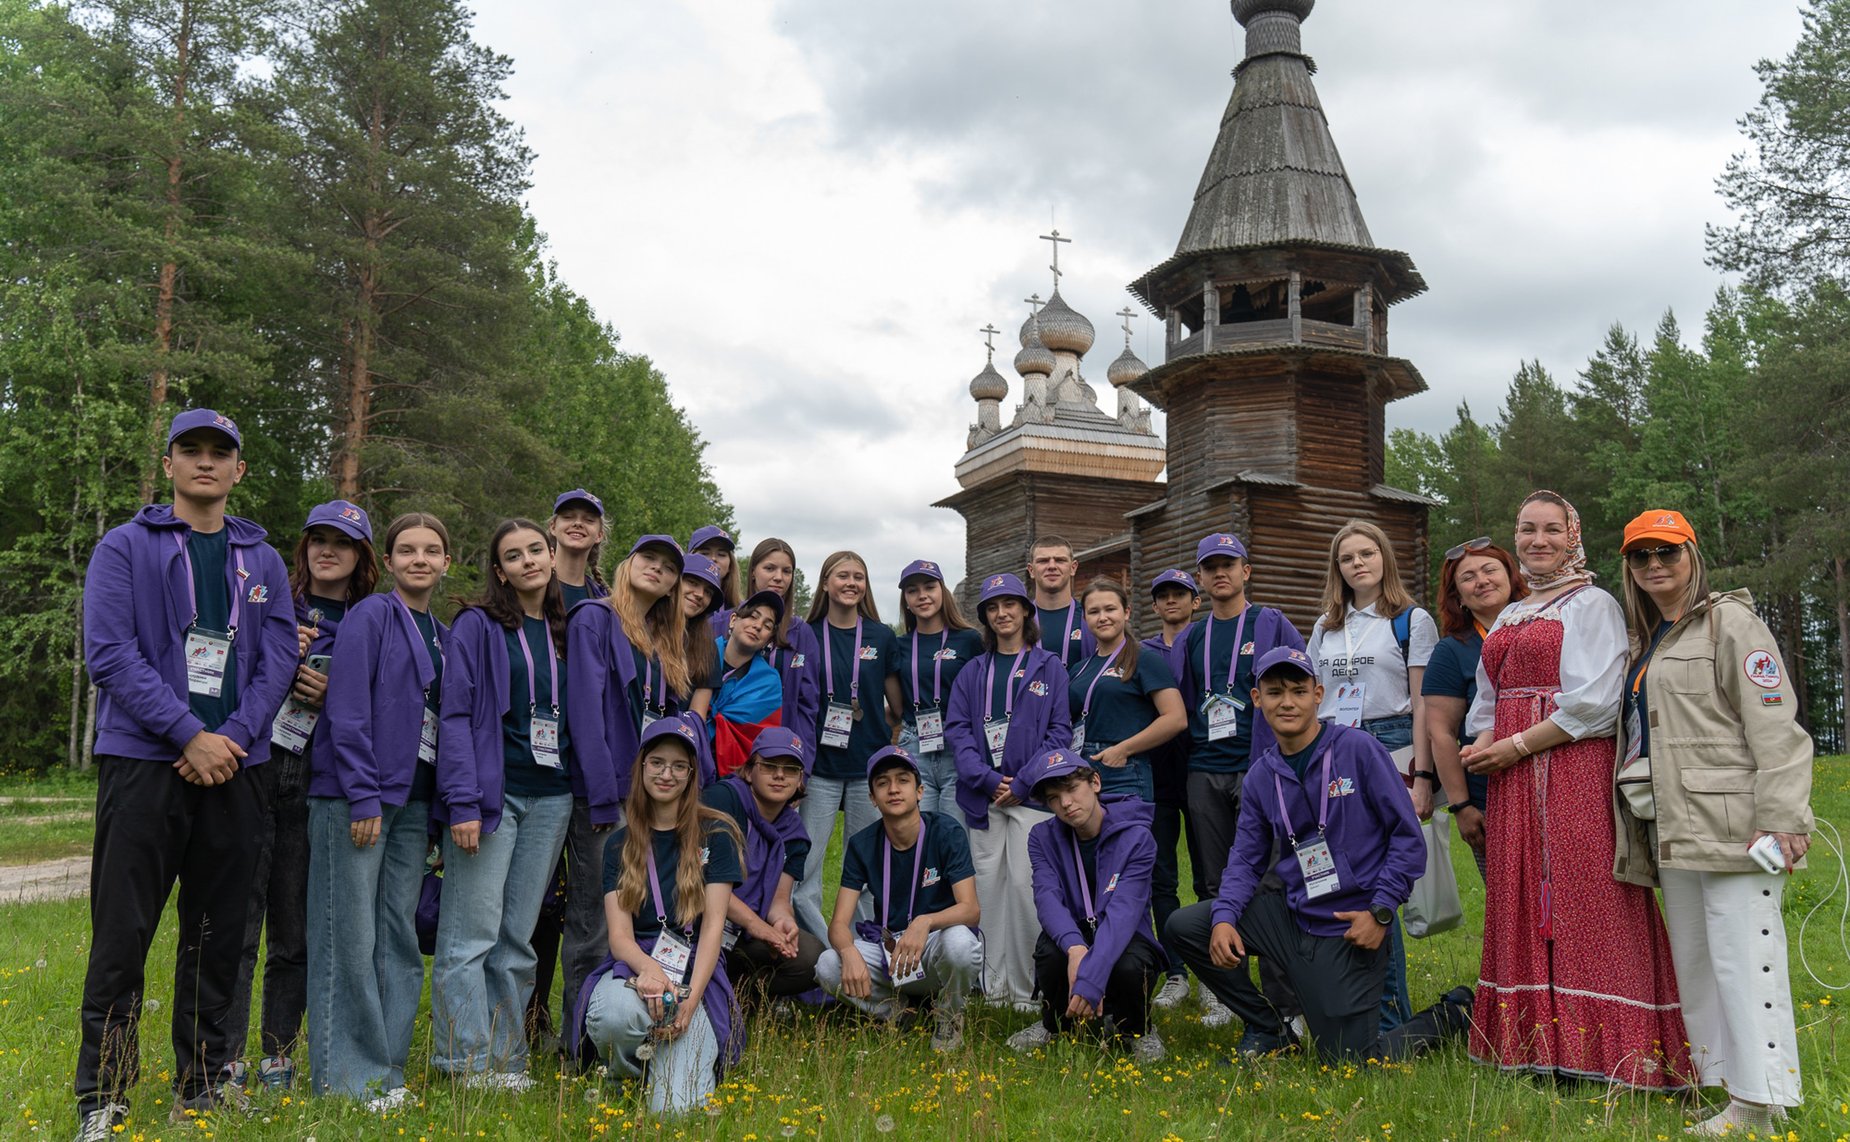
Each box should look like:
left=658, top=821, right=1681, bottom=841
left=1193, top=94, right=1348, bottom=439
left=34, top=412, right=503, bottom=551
left=937, top=0, right=1435, bottom=632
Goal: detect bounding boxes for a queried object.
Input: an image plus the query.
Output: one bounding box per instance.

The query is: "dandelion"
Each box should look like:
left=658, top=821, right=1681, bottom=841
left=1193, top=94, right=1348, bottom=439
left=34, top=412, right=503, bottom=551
left=145, top=998, right=159, bottom=1011
left=875, top=1115, right=894, bottom=1133
left=781, top=1125, right=797, bottom=1138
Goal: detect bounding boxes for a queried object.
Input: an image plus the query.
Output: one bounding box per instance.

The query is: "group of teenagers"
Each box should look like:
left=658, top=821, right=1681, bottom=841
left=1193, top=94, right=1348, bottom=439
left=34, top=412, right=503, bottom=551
left=69, top=407, right=1817, bottom=1140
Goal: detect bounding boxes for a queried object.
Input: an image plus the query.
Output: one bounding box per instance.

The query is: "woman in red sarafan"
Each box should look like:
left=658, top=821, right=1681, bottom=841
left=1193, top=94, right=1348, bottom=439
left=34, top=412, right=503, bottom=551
left=1460, top=490, right=1691, bottom=1089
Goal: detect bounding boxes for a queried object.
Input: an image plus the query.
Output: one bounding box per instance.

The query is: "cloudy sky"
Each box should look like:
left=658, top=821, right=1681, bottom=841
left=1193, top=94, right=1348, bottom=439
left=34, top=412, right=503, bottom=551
left=469, top=0, right=1800, bottom=606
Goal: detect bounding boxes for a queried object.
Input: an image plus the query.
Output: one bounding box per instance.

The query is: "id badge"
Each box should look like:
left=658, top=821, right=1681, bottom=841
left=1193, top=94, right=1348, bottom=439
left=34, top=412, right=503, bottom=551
left=1204, top=695, right=1239, bottom=742
left=983, top=717, right=1009, bottom=768
left=1622, top=703, right=1643, bottom=766
left=418, top=705, right=438, bottom=765
left=1071, top=719, right=1086, bottom=755
left=531, top=714, right=562, bottom=769
left=821, top=702, right=854, bottom=749
left=1294, top=835, right=1342, bottom=899
left=883, top=930, right=927, bottom=985
left=1332, top=682, right=1366, bottom=728
left=720, top=921, right=742, bottom=951
left=270, top=696, right=320, bottom=752
left=915, top=708, right=945, bottom=753
left=184, top=628, right=232, bottom=697
left=650, top=928, right=693, bottom=981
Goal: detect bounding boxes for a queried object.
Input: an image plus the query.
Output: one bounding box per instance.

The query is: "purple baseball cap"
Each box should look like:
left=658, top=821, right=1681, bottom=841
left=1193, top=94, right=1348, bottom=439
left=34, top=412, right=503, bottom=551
left=553, top=488, right=604, bottom=517
left=749, top=727, right=806, bottom=769
left=167, top=408, right=241, bottom=448
left=1150, top=568, right=1198, bottom=597
left=1196, top=532, right=1248, bottom=565
left=639, top=713, right=703, bottom=756
left=628, top=534, right=685, bottom=573
left=1254, top=646, right=1316, bottom=681
left=689, top=525, right=734, bottom=553
left=304, top=499, right=373, bottom=544
left=735, top=588, right=786, bottom=623
left=976, top=571, right=1031, bottom=610
left=866, top=744, right=920, bottom=785
left=1018, top=747, right=1093, bottom=797
left=681, top=553, right=724, bottom=617
left=898, top=558, right=945, bottom=586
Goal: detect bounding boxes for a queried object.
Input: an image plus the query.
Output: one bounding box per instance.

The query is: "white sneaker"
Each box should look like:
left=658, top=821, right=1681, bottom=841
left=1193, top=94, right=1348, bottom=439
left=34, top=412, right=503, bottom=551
left=1130, top=1029, right=1166, bottom=1063
left=1686, top=1101, right=1775, bottom=1137
left=496, top=1072, right=537, bottom=1094
left=364, top=1086, right=412, bottom=1113
left=1010, top=999, right=1040, bottom=1015
left=1152, top=975, right=1190, bottom=1009
left=1005, top=1023, right=1052, bottom=1053
left=1199, top=991, right=1233, bottom=1028
left=73, top=1104, right=128, bottom=1142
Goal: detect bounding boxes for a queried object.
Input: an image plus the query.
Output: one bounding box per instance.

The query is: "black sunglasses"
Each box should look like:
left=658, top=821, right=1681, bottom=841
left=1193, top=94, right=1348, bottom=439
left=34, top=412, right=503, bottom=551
left=1444, top=536, right=1493, bottom=561
left=1625, top=544, right=1686, bottom=569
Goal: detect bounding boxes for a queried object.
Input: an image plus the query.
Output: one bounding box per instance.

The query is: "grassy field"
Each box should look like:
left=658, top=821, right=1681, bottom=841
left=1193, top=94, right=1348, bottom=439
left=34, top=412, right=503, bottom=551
left=2, top=762, right=1848, bottom=1140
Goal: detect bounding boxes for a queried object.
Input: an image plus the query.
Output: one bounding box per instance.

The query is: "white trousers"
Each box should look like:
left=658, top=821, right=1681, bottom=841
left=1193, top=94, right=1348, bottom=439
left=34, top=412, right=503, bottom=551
left=1658, top=866, right=1802, bottom=1106
left=814, top=926, right=982, bottom=1015
left=968, top=803, right=1050, bottom=1005
left=583, top=977, right=720, bottom=1115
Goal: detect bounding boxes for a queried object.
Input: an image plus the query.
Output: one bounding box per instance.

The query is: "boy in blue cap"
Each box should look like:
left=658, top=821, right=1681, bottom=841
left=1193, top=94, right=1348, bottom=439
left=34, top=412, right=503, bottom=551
left=1010, top=748, right=1167, bottom=1062
left=75, top=410, right=298, bottom=1138
left=814, top=745, right=982, bottom=1051
left=1166, top=647, right=1472, bottom=1061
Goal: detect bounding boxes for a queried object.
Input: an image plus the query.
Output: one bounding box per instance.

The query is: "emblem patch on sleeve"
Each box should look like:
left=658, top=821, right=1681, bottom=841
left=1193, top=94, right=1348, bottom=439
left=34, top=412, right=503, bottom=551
left=1743, top=651, right=1782, bottom=689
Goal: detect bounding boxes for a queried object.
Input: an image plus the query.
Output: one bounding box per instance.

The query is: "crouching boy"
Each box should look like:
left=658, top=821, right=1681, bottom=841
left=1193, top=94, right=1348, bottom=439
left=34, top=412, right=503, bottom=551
left=700, top=727, right=824, bottom=1002
left=814, top=745, right=982, bottom=1051
left=1008, top=749, right=1167, bottom=1061
left=1165, top=648, right=1470, bottom=1061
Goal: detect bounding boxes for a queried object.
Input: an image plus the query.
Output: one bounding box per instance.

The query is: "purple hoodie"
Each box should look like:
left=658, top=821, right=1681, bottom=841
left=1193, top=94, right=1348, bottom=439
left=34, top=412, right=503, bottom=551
left=84, top=505, right=297, bottom=765
left=563, top=598, right=640, bottom=822
left=944, top=645, right=1072, bottom=829
left=1213, top=722, right=1425, bottom=939
left=1028, top=793, right=1160, bottom=1007
left=311, top=592, right=445, bottom=820
left=771, top=621, right=823, bottom=762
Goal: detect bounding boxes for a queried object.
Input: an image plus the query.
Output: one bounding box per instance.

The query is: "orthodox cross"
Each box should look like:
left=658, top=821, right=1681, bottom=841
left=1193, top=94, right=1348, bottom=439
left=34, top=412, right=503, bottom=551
left=1024, top=293, right=1044, bottom=316
left=1116, top=306, right=1137, bottom=347
left=1040, top=229, right=1072, bottom=286
left=980, top=323, right=1000, bottom=362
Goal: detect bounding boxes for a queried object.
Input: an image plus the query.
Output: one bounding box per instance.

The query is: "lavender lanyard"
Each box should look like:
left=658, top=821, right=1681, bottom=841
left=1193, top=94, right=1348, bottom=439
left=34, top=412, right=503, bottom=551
left=174, top=532, right=245, bottom=638
left=1078, top=642, right=1126, bottom=721
left=881, top=831, right=930, bottom=932
left=645, top=847, right=686, bottom=935
left=911, top=629, right=948, bottom=711
left=1201, top=607, right=1251, bottom=696
left=983, top=651, right=1027, bottom=720
left=1059, top=601, right=1078, bottom=661
left=1271, top=744, right=1334, bottom=847
left=643, top=656, right=666, bottom=714
left=389, top=592, right=440, bottom=703
left=1070, top=832, right=1099, bottom=925
left=516, top=619, right=559, bottom=717
left=824, top=617, right=865, bottom=705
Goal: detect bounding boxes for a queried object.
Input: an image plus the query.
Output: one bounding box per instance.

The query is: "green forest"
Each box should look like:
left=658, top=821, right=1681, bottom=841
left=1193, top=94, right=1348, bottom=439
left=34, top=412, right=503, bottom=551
left=0, top=0, right=732, bottom=771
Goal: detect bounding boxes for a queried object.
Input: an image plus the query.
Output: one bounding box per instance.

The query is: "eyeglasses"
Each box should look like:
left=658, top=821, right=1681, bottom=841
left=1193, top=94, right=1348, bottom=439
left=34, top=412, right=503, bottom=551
left=643, top=757, right=693, bottom=777
left=1444, top=536, right=1493, bottom=561
left=1625, top=544, right=1686, bottom=569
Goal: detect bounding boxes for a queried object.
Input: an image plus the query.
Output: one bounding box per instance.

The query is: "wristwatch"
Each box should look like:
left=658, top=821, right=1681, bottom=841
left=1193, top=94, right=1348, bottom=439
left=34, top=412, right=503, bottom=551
left=1369, top=905, right=1395, bottom=927
left=1413, top=770, right=1439, bottom=784
left=1445, top=798, right=1482, bottom=816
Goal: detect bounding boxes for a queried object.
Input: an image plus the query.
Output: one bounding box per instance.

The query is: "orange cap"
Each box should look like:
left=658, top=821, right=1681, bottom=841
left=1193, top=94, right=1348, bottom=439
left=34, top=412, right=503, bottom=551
left=1622, top=509, right=1697, bottom=551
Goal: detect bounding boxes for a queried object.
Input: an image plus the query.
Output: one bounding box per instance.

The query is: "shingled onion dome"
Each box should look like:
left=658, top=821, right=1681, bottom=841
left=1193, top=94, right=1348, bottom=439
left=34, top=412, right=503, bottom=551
left=1033, top=289, right=1095, bottom=356
left=969, top=358, right=1009, bottom=402
left=1106, top=344, right=1149, bottom=388
left=1014, top=317, right=1056, bottom=376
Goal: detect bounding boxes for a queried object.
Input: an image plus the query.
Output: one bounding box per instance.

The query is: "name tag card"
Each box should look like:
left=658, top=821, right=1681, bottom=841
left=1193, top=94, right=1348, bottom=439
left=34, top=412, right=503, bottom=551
left=1204, top=694, right=1240, bottom=742
left=418, top=706, right=439, bottom=765
left=983, top=717, right=1009, bottom=767
left=1331, top=682, right=1366, bottom=728
left=185, top=629, right=232, bottom=697
left=915, top=709, right=944, bottom=753
left=882, top=931, right=927, bottom=985
left=531, top=714, right=562, bottom=769
left=270, top=697, right=319, bottom=752
left=651, top=928, right=693, bottom=981
left=1294, top=836, right=1342, bottom=899
left=821, top=702, right=854, bottom=749
left=1070, top=719, right=1087, bottom=755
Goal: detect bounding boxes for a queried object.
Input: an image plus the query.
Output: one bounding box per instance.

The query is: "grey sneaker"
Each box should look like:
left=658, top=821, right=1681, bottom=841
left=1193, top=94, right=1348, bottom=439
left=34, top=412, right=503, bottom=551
left=73, top=1104, right=128, bottom=1142
left=256, top=1055, right=295, bottom=1091
left=1131, top=1029, right=1167, bottom=1064
left=364, top=1086, right=413, bottom=1113
left=1199, top=990, right=1233, bottom=1028
left=1005, top=1022, right=1052, bottom=1053
left=930, top=1008, right=965, bottom=1052
left=1152, top=974, right=1190, bottom=1009
left=168, top=1081, right=249, bottom=1124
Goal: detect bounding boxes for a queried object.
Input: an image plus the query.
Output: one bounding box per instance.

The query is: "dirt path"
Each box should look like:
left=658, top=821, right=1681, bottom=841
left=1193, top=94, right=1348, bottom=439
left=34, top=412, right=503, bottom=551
left=0, top=855, right=90, bottom=903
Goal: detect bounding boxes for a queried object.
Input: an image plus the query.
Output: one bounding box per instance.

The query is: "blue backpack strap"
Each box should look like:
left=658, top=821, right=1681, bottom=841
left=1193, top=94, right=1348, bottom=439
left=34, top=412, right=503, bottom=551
left=1392, top=607, right=1411, bottom=664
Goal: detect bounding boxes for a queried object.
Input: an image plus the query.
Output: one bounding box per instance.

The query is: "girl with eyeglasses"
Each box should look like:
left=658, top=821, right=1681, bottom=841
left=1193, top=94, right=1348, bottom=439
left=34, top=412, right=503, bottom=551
left=1611, top=511, right=1813, bottom=1135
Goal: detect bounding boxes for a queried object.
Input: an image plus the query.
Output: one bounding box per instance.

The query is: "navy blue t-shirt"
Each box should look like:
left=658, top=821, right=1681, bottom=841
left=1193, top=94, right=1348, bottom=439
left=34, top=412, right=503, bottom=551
left=301, top=594, right=347, bottom=633
left=983, top=650, right=1029, bottom=722
left=1421, top=631, right=1487, bottom=808
left=1068, top=647, right=1177, bottom=762
left=502, top=616, right=572, bottom=797
left=604, top=820, right=743, bottom=941
left=185, top=526, right=237, bottom=730
left=1182, top=611, right=1258, bottom=773
left=702, top=780, right=810, bottom=883
left=409, top=608, right=443, bottom=803
left=810, top=618, right=900, bottom=780
left=560, top=580, right=594, bottom=612
left=1280, top=724, right=1328, bottom=779
left=840, top=811, right=974, bottom=930
left=1037, top=601, right=1086, bottom=667
left=895, top=627, right=986, bottom=726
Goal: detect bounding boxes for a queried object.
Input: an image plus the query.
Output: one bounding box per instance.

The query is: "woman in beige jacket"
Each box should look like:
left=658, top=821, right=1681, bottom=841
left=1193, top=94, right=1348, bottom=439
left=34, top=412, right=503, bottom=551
left=1612, top=509, right=1814, bottom=1136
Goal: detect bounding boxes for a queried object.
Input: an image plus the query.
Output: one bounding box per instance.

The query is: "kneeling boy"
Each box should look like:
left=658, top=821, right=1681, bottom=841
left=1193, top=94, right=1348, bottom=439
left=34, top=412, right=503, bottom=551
left=700, top=727, right=823, bottom=1002
left=814, top=745, right=982, bottom=1051
left=1010, top=748, right=1166, bottom=1061
left=1165, top=648, right=1470, bottom=1061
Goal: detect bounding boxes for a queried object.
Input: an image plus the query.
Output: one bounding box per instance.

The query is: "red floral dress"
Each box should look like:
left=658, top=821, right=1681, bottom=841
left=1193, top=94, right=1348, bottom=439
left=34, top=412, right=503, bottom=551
left=1469, top=596, right=1691, bottom=1088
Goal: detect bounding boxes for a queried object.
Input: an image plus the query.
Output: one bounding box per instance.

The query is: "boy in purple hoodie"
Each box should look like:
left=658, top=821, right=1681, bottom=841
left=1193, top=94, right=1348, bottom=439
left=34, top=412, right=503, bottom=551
left=1165, top=647, right=1471, bottom=1062
left=75, top=410, right=298, bottom=1139
left=1010, top=749, right=1167, bottom=1062
left=699, top=727, right=822, bottom=1002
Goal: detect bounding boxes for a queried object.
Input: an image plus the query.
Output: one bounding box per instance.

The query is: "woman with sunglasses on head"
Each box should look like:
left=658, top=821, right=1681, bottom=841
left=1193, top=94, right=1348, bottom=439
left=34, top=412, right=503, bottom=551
left=1458, top=491, right=1689, bottom=1090
left=1422, top=536, right=1528, bottom=881
left=1611, top=511, right=1812, bottom=1136
left=894, top=559, right=985, bottom=825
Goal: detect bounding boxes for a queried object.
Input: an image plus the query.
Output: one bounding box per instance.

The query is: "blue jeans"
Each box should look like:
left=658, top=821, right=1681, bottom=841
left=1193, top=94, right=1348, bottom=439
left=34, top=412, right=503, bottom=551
left=794, top=773, right=880, bottom=939
left=431, top=792, right=573, bottom=1076
left=305, top=797, right=430, bottom=1098
left=584, top=977, right=719, bottom=1114
left=898, top=726, right=965, bottom=826
left=1089, top=751, right=1154, bottom=802
left=1361, top=714, right=1416, bottom=1033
